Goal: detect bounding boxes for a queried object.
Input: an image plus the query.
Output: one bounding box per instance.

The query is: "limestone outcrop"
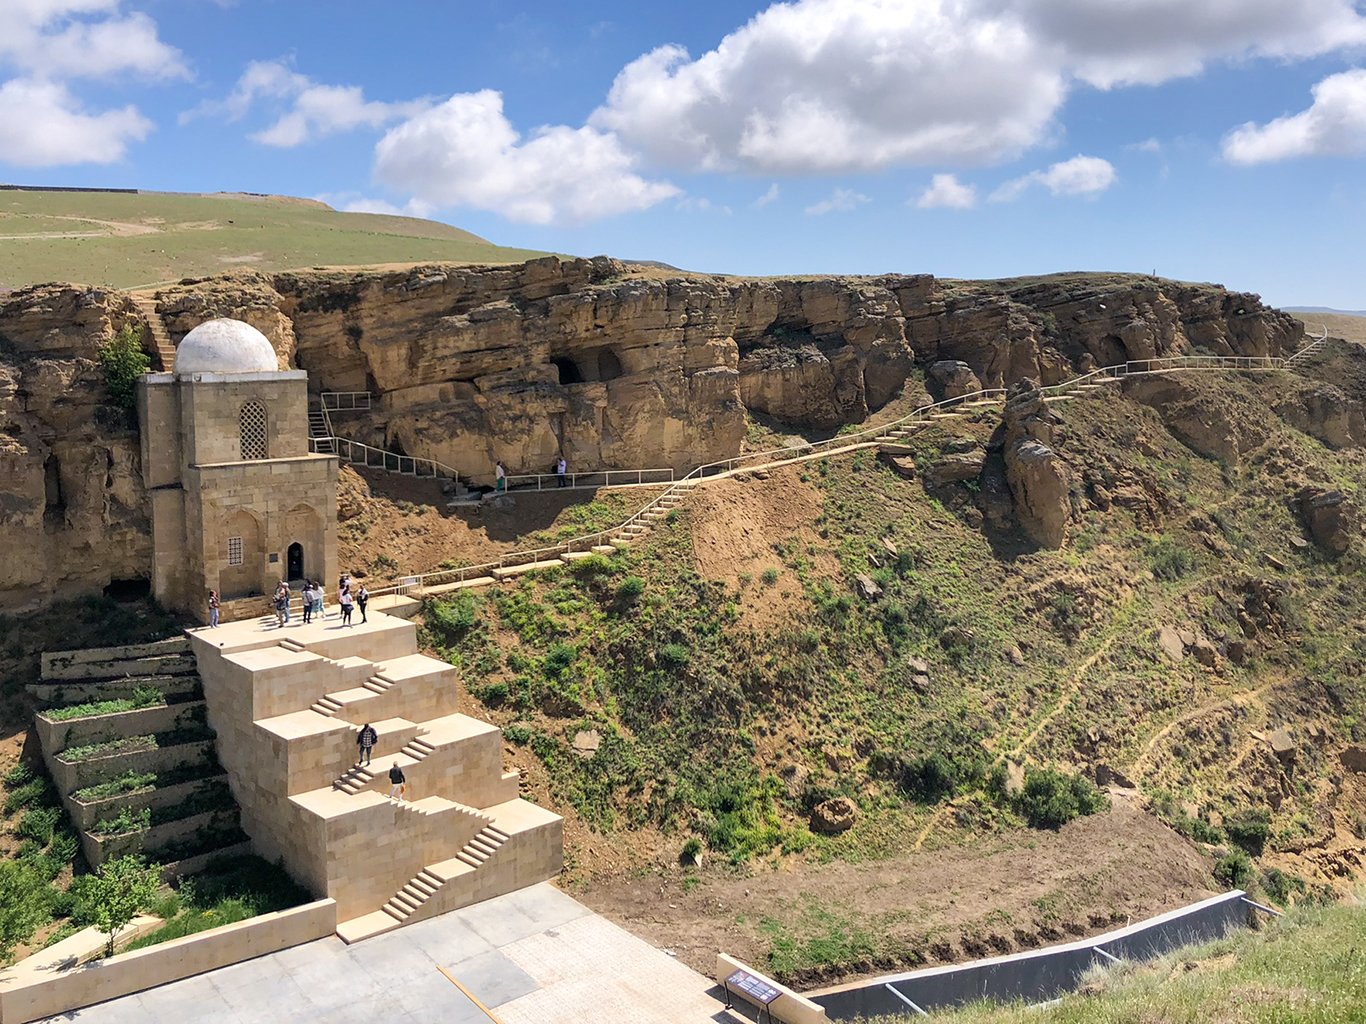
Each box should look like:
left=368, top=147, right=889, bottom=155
left=0, top=259, right=1305, bottom=611
left=1001, top=379, right=1074, bottom=548
left=0, top=285, right=150, bottom=612
left=1296, top=487, right=1358, bottom=556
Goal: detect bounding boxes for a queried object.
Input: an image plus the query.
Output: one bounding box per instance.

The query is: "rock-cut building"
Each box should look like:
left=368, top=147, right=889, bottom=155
left=137, top=318, right=338, bottom=622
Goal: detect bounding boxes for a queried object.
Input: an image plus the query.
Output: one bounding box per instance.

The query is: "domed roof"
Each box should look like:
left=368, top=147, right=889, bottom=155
left=174, top=319, right=279, bottom=375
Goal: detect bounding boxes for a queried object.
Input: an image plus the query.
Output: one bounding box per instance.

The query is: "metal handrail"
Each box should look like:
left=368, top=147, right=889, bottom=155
left=311, top=436, right=461, bottom=482
left=362, top=351, right=1299, bottom=600
left=502, top=468, right=676, bottom=491
left=321, top=392, right=373, bottom=412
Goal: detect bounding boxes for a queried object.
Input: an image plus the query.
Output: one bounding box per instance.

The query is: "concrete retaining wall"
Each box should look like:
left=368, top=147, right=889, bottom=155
left=41, top=654, right=198, bottom=682
left=809, top=891, right=1253, bottom=1020
left=48, top=739, right=216, bottom=793
left=716, top=953, right=827, bottom=1024
left=36, top=701, right=205, bottom=753
left=41, top=639, right=189, bottom=675
left=28, top=675, right=202, bottom=708
left=0, top=898, right=336, bottom=1024
left=81, top=808, right=239, bottom=866
left=69, top=774, right=227, bottom=831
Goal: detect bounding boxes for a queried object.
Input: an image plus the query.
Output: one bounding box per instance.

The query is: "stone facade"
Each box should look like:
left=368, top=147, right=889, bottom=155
left=137, top=367, right=336, bottom=620
left=188, top=613, right=562, bottom=941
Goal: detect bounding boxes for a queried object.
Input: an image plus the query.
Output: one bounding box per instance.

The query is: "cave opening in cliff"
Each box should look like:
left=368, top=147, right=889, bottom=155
left=104, top=578, right=150, bottom=602
left=596, top=349, right=624, bottom=381
left=43, top=454, right=64, bottom=520
left=551, top=357, right=584, bottom=385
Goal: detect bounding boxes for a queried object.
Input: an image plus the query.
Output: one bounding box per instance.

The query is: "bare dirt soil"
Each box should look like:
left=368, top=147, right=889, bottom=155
left=574, top=791, right=1215, bottom=987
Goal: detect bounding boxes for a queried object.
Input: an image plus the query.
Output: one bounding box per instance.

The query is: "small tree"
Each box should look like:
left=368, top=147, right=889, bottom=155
left=97, top=325, right=151, bottom=410
left=89, top=855, right=160, bottom=958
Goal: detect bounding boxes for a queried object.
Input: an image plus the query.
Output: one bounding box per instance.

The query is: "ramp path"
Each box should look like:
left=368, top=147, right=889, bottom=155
left=364, top=353, right=1302, bottom=609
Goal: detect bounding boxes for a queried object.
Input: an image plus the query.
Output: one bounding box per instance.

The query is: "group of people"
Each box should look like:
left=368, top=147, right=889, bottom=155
left=207, top=573, right=369, bottom=628
left=355, top=722, right=407, bottom=801
left=492, top=456, right=571, bottom=492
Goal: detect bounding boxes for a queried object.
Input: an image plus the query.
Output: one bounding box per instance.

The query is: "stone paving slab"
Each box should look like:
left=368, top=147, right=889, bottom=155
left=44, top=884, right=738, bottom=1024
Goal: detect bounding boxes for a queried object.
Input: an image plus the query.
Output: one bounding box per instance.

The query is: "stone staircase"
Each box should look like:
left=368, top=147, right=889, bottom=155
left=331, top=733, right=435, bottom=795
left=380, top=822, right=510, bottom=924
left=130, top=293, right=176, bottom=372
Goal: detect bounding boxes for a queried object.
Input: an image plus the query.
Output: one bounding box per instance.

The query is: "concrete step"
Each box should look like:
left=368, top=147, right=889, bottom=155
left=591, top=545, right=616, bottom=555
left=559, top=551, right=595, bottom=562
left=492, top=560, right=563, bottom=580
left=456, top=850, right=485, bottom=867
left=608, top=538, right=632, bottom=548
left=336, top=911, right=403, bottom=943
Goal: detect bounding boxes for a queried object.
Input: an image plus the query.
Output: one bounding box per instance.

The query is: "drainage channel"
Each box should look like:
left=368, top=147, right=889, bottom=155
left=806, top=890, right=1270, bottom=1020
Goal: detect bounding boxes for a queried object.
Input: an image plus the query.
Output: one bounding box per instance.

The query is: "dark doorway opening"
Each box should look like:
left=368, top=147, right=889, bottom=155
left=287, top=543, right=304, bottom=582
left=597, top=349, right=624, bottom=381
left=551, top=357, right=583, bottom=385
left=44, top=455, right=64, bottom=521
left=103, top=579, right=150, bottom=602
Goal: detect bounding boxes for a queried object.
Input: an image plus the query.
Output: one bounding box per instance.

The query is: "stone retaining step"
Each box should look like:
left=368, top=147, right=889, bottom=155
left=492, top=560, right=562, bottom=580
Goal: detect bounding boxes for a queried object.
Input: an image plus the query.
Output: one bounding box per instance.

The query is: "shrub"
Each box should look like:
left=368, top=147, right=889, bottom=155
left=1012, top=769, right=1108, bottom=830
left=893, top=753, right=958, bottom=804
left=680, top=837, right=702, bottom=864
left=424, top=593, right=480, bottom=641
left=1149, top=536, right=1195, bottom=581
left=3, top=777, right=54, bottom=814
left=4, top=762, right=34, bottom=787
left=85, top=856, right=162, bottom=957
left=503, top=723, right=533, bottom=745
left=1226, top=807, right=1272, bottom=855
left=1261, top=867, right=1307, bottom=907
left=659, top=643, right=691, bottom=671
left=91, top=807, right=150, bottom=837
left=570, top=553, right=614, bottom=578
left=98, top=325, right=151, bottom=410
left=544, top=643, right=577, bottom=679
left=615, top=576, right=645, bottom=603
left=761, top=568, right=780, bottom=585
left=16, top=806, right=62, bottom=845
left=472, top=682, right=509, bottom=706
left=0, top=861, right=56, bottom=959
left=1214, top=847, right=1256, bottom=889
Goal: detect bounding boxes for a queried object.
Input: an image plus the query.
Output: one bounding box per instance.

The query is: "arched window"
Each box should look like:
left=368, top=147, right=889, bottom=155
left=239, top=401, right=268, bottom=460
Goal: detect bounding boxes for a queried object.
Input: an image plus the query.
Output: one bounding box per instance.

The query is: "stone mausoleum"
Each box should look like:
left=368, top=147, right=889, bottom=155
left=137, top=318, right=337, bottom=622
left=136, top=318, right=561, bottom=940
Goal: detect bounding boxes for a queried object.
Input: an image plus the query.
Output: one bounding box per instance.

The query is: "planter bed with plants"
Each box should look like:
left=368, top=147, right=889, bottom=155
left=48, top=729, right=216, bottom=793
left=83, top=808, right=241, bottom=866
left=36, top=696, right=206, bottom=752
left=29, top=673, right=202, bottom=708
left=68, top=765, right=226, bottom=831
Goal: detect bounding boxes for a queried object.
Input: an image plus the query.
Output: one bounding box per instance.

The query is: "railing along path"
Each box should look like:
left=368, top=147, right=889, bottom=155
left=361, top=350, right=1309, bottom=601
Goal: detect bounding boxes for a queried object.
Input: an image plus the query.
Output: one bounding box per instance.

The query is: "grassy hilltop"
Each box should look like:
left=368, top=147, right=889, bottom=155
left=0, top=189, right=553, bottom=290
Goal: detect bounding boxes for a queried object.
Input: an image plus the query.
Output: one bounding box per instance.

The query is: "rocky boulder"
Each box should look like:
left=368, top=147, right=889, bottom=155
left=1276, top=382, right=1366, bottom=449
left=811, top=796, right=859, bottom=833
left=1297, top=487, right=1358, bottom=556
left=928, top=360, right=984, bottom=399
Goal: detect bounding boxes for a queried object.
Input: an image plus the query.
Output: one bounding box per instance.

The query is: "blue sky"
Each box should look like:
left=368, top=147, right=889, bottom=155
left=3, top=1, right=1366, bottom=307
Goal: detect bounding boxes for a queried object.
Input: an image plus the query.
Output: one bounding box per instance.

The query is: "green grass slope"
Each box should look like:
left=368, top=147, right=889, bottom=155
left=0, top=190, right=554, bottom=289
left=863, top=900, right=1366, bottom=1024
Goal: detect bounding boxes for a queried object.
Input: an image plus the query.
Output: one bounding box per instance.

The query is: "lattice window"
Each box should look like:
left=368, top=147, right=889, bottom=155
left=239, top=401, right=267, bottom=460
left=227, top=536, right=244, bottom=566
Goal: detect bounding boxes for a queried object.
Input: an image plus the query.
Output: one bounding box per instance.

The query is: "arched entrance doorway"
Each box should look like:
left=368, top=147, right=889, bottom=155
left=287, top=542, right=304, bottom=582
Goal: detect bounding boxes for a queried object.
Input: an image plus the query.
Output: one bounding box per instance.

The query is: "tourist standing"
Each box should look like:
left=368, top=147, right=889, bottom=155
left=556, top=456, right=568, bottom=488
left=357, top=584, right=369, bottom=624
left=207, top=589, right=219, bottom=628
left=273, top=583, right=289, bottom=628
left=301, top=581, right=314, bottom=624
left=339, top=587, right=354, bottom=626
left=495, top=460, right=506, bottom=492
left=357, top=723, right=377, bottom=767
left=389, top=761, right=406, bottom=800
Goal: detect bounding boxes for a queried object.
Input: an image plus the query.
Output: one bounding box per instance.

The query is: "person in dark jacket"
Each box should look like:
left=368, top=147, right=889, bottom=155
left=388, top=761, right=406, bottom=801
left=357, top=584, right=369, bottom=624
left=357, top=723, right=377, bottom=766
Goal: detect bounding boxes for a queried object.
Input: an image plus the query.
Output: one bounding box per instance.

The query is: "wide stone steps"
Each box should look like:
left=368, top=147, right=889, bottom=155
left=310, top=695, right=344, bottom=717
left=380, top=825, right=509, bottom=922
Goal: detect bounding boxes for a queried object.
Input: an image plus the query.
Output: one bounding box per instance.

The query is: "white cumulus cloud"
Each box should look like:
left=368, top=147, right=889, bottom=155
left=372, top=90, right=680, bottom=226
left=992, top=155, right=1116, bottom=201
left=1223, top=68, right=1366, bottom=164
left=183, top=60, right=432, bottom=146
left=752, top=183, right=780, bottom=208
left=0, top=77, right=150, bottom=165
left=0, top=3, right=181, bottom=167
left=804, top=187, right=869, bottom=215
left=917, top=173, right=977, bottom=209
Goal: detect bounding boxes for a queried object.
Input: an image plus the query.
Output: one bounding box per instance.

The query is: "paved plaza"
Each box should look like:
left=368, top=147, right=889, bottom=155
left=47, top=884, right=736, bottom=1024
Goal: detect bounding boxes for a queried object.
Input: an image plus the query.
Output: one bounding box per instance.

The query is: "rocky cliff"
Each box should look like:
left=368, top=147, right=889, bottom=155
left=0, top=286, right=150, bottom=612
left=0, top=258, right=1307, bottom=611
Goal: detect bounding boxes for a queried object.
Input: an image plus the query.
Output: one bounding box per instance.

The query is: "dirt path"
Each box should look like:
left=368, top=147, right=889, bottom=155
left=575, top=795, right=1215, bottom=989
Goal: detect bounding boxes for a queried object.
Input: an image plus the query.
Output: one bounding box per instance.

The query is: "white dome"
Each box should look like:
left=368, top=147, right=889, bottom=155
left=174, top=319, right=279, bottom=375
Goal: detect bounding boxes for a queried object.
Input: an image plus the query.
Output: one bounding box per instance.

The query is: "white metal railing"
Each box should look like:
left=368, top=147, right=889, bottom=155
left=321, top=392, right=373, bottom=412
left=311, top=436, right=460, bottom=482
left=361, top=351, right=1303, bottom=600
left=1286, top=322, right=1329, bottom=365
left=502, top=468, right=676, bottom=491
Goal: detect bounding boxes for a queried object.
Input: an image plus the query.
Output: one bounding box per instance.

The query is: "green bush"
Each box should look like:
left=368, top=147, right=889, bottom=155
left=473, top=681, right=509, bottom=706
left=886, top=753, right=958, bottom=804
left=761, top=568, right=780, bottom=585
left=91, top=807, right=150, bottom=837
left=680, top=837, right=702, bottom=864
left=659, top=643, right=691, bottom=671
left=1149, top=536, right=1195, bottom=581
left=3, top=777, right=54, bottom=814
left=16, top=806, right=62, bottom=845
left=97, top=325, right=151, bottom=410
left=570, top=553, right=614, bottom=578
left=1214, top=846, right=1256, bottom=889
left=424, top=593, right=480, bottom=641
left=615, top=576, right=646, bottom=603
left=1226, top=807, right=1272, bottom=855
left=4, top=762, right=34, bottom=787
left=1012, top=768, right=1108, bottom=830
left=0, top=861, right=56, bottom=959
left=503, top=723, right=534, bottom=745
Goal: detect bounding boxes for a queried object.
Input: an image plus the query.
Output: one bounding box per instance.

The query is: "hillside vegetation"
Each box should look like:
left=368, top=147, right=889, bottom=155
left=371, top=341, right=1366, bottom=986
left=0, top=190, right=552, bottom=289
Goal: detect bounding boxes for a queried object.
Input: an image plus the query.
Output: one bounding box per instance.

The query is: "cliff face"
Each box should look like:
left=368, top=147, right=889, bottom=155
left=152, top=259, right=1302, bottom=481
left=0, top=258, right=1305, bottom=612
left=0, top=286, right=150, bottom=612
